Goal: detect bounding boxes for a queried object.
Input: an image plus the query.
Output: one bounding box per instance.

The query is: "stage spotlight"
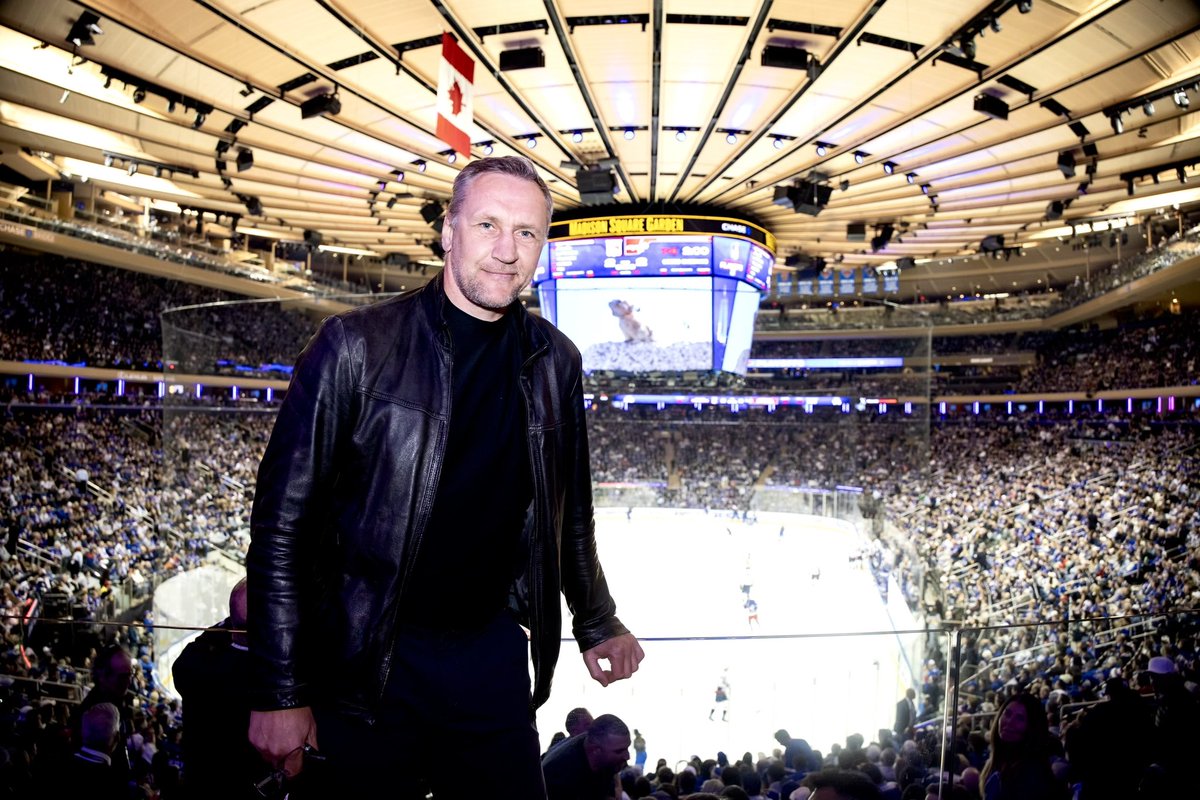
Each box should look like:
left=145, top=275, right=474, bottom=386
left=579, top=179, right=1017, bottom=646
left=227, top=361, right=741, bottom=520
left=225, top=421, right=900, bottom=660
left=853, top=151, right=867, bottom=164
left=882, top=161, right=897, bottom=175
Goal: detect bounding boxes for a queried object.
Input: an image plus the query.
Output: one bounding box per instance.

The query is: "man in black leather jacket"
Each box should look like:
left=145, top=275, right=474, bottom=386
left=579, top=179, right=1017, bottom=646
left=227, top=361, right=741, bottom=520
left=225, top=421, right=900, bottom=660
left=245, top=156, right=643, bottom=797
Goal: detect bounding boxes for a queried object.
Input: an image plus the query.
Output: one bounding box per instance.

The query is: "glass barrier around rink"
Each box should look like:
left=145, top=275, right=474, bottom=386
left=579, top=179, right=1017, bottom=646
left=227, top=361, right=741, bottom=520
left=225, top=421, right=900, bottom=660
left=6, top=609, right=1194, bottom=797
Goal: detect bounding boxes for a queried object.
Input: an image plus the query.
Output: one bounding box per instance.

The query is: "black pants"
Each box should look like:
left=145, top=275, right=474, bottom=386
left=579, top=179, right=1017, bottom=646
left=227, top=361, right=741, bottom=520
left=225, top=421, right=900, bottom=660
left=300, top=610, right=547, bottom=799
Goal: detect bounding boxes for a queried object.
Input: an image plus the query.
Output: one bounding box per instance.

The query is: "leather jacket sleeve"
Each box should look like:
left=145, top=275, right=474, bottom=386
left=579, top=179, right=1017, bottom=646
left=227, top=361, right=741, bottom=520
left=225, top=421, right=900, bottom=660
left=245, top=316, right=355, bottom=710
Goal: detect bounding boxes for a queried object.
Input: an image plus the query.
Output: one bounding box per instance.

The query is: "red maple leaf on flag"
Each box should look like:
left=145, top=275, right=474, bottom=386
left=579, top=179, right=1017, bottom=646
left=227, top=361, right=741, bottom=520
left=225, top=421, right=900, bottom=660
left=449, top=80, right=464, bottom=116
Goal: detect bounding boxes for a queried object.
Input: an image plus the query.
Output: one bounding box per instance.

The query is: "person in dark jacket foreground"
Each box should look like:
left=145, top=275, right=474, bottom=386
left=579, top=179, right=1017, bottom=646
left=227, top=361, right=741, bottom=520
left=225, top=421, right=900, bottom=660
left=245, top=155, right=644, bottom=798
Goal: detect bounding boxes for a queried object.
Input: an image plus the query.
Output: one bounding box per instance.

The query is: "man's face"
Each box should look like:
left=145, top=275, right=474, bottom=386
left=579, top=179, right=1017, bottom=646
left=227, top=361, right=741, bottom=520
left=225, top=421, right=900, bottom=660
left=441, top=171, right=548, bottom=321
left=588, top=732, right=631, bottom=774
left=98, top=651, right=133, bottom=698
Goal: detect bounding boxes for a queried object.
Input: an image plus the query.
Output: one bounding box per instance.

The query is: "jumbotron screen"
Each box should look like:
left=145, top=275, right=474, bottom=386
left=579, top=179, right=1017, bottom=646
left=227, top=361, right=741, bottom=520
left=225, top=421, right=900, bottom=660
left=533, top=214, right=776, bottom=375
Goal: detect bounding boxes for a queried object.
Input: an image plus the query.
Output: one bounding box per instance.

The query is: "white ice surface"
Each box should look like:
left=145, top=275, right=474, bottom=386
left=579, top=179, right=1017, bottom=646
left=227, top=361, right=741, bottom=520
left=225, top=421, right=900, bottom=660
left=534, top=508, right=909, bottom=769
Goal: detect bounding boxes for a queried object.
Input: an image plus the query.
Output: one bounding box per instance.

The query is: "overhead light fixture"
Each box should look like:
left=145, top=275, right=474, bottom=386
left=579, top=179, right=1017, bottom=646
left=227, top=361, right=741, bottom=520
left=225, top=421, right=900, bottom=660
left=480, top=141, right=494, bottom=155
left=66, top=12, right=104, bottom=48
left=1143, top=100, right=1155, bottom=116
left=905, top=172, right=916, bottom=184
left=624, top=128, right=635, bottom=141
left=920, top=183, right=930, bottom=194
left=414, top=159, right=427, bottom=172
left=814, top=141, right=831, bottom=156
left=882, top=161, right=897, bottom=175
left=773, top=137, right=785, bottom=150
left=1057, top=151, right=1076, bottom=178
left=1178, top=168, right=1188, bottom=183
left=989, top=18, right=1002, bottom=33
left=959, top=36, right=976, bottom=61
left=421, top=200, right=445, bottom=232
left=675, top=129, right=687, bottom=142
left=103, top=154, right=114, bottom=168
left=236, top=148, right=254, bottom=172
left=1045, top=199, right=1064, bottom=220
left=1017, top=0, right=1033, bottom=12
left=127, top=162, right=137, bottom=176
left=1110, top=114, right=1124, bottom=135
left=725, top=132, right=737, bottom=145
left=193, top=112, right=207, bottom=129
left=300, top=92, right=342, bottom=119
left=132, top=87, right=146, bottom=104
left=445, top=150, right=457, bottom=164
left=839, top=179, right=850, bottom=191
left=571, top=130, right=584, bottom=143
left=526, top=136, right=537, bottom=148
left=386, top=196, right=397, bottom=209
left=499, top=46, right=545, bottom=71
left=853, top=151, right=867, bottom=164
left=1173, top=89, right=1190, bottom=109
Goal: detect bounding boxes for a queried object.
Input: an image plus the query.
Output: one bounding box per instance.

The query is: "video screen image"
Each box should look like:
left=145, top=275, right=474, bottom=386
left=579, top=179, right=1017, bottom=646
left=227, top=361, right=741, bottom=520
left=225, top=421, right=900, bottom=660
left=551, top=276, right=714, bottom=372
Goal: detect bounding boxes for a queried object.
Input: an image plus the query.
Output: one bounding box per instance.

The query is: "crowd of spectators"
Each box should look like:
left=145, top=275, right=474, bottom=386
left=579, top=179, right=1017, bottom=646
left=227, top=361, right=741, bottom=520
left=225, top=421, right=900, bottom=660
left=0, top=243, right=1198, bottom=795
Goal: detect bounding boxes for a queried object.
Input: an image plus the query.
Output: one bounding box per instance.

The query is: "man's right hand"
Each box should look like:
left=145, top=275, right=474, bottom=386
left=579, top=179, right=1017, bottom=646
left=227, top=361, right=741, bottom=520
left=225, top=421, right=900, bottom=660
left=249, top=706, right=318, bottom=777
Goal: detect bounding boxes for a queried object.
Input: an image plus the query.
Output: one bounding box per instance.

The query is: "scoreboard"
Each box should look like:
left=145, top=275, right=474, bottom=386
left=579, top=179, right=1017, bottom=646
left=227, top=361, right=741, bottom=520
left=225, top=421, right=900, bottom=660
left=533, top=214, right=776, bottom=375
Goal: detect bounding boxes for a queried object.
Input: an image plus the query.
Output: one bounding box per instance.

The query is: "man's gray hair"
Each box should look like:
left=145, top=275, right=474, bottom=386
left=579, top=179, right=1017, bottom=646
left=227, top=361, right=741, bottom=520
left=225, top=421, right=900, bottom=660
left=447, top=156, right=553, bottom=229
left=81, top=702, right=121, bottom=751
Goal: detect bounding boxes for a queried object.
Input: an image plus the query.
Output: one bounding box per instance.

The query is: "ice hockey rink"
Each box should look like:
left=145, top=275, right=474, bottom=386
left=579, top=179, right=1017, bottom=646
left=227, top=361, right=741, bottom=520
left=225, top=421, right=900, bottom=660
left=155, top=505, right=921, bottom=769
left=535, top=507, right=920, bottom=770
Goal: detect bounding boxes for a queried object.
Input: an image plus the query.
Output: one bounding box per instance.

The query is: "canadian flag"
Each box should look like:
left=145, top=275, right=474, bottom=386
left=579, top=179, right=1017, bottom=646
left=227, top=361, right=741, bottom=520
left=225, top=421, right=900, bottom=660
left=437, top=32, right=474, bottom=159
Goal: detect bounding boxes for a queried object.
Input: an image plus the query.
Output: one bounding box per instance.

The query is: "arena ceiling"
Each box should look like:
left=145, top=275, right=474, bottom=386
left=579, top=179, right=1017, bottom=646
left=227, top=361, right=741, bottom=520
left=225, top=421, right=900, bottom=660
left=1, top=0, right=1199, bottom=297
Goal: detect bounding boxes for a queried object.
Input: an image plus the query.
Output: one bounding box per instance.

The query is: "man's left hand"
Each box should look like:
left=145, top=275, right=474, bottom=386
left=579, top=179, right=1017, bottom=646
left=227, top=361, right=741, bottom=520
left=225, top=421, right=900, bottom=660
left=582, top=633, right=645, bottom=687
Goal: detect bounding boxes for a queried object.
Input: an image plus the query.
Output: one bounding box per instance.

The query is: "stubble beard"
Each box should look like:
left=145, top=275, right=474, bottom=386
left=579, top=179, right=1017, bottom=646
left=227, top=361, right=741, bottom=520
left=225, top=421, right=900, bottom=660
left=450, top=253, right=526, bottom=314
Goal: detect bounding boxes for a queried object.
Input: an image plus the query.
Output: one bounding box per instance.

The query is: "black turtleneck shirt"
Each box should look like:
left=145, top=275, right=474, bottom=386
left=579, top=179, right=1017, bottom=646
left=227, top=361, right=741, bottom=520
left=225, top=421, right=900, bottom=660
left=397, top=301, right=533, bottom=629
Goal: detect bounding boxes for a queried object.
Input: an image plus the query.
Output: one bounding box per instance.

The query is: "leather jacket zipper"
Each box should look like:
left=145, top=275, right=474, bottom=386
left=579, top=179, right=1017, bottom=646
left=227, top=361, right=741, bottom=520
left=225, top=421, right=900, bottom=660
left=371, top=324, right=454, bottom=717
